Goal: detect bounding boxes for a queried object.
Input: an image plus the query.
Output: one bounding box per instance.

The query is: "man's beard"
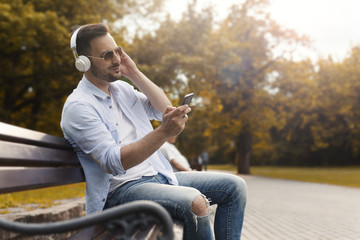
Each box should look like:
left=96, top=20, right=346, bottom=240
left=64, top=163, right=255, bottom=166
left=90, top=62, right=121, bottom=83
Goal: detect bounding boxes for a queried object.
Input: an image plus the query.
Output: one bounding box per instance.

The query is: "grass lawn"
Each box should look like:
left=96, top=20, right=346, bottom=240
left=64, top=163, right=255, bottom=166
left=0, top=183, right=86, bottom=214
left=209, top=165, right=360, bottom=188
left=1, top=165, right=359, bottom=213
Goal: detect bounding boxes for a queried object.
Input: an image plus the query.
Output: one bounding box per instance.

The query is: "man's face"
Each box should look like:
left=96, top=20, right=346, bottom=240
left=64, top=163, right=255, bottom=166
left=88, top=34, right=122, bottom=83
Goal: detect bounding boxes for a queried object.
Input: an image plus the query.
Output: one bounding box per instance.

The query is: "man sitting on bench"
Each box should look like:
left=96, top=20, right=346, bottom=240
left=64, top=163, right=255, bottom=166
left=61, top=23, right=247, bottom=240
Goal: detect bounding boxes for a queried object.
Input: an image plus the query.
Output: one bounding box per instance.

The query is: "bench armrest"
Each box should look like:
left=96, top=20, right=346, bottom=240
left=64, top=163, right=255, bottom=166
left=0, top=200, right=174, bottom=240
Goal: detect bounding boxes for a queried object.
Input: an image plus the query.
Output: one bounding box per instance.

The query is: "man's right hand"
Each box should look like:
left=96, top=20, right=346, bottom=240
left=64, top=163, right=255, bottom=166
left=159, top=105, right=192, bottom=138
left=120, top=105, right=191, bottom=170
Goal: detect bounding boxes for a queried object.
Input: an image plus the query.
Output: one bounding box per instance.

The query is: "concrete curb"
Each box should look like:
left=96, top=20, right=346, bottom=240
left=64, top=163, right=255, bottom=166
left=0, top=198, right=85, bottom=240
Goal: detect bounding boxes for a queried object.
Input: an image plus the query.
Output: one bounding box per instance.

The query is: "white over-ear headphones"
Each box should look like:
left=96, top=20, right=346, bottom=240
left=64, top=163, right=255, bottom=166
left=70, top=26, right=91, bottom=72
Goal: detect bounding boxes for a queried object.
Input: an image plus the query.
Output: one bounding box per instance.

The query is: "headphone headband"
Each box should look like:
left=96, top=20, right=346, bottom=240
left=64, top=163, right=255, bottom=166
left=70, top=27, right=81, bottom=49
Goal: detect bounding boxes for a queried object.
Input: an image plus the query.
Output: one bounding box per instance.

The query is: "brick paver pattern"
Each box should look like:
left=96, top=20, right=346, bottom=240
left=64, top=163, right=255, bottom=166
left=240, top=175, right=360, bottom=240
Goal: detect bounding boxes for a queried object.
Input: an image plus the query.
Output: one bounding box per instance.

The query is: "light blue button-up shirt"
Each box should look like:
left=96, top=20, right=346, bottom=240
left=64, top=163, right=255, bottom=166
left=61, top=76, right=178, bottom=215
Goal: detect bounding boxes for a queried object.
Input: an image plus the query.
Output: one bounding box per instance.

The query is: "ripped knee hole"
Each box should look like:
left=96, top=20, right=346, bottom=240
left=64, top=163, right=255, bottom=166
left=191, top=194, right=211, bottom=216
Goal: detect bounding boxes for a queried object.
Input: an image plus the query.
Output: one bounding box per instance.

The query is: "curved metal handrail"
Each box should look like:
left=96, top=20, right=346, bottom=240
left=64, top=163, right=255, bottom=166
left=0, top=200, right=174, bottom=240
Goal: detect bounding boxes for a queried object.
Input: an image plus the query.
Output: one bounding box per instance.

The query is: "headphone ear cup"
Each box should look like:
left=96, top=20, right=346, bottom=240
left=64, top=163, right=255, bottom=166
left=75, top=55, right=91, bottom=72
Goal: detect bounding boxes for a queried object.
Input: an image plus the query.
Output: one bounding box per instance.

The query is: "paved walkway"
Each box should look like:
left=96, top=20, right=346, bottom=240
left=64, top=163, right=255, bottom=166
left=3, top=170, right=359, bottom=240
left=239, top=174, right=360, bottom=240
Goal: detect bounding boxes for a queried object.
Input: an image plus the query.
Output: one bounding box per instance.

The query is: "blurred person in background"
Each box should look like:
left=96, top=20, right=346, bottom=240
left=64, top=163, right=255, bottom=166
left=201, top=150, right=209, bottom=171
left=160, top=136, right=192, bottom=172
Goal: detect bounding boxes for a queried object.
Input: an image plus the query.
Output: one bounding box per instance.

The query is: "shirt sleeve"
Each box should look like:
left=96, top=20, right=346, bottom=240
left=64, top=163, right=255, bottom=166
left=134, top=89, right=163, bottom=121
left=62, top=101, right=126, bottom=176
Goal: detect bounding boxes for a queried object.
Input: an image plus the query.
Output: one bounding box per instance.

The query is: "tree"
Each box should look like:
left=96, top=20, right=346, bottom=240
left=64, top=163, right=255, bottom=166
left=310, top=47, right=360, bottom=165
left=269, top=59, right=318, bottom=165
left=268, top=46, right=360, bottom=166
left=205, top=0, right=309, bottom=173
left=128, top=2, right=216, bottom=160
left=126, top=0, right=310, bottom=173
left=0, top=0, right=164, bottom=135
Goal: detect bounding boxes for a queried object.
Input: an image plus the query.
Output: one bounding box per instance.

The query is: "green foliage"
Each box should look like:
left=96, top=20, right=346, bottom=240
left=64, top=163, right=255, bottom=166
left=0, top=0, right=165, bottom=135
left=267, top=48, right=360, bottom=166
left=131, top=0, right=311, bottom=172
left=1, top=0, right=359, bottom=171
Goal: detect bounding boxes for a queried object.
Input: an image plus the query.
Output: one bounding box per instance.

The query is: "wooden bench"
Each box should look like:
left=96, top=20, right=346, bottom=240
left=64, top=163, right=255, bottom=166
left=0, top=122, right=174, bottom=240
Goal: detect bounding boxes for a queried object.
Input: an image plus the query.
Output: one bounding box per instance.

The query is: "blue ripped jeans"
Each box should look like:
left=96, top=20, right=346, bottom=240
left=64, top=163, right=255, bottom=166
left=104, top=171, right=247, bottom=240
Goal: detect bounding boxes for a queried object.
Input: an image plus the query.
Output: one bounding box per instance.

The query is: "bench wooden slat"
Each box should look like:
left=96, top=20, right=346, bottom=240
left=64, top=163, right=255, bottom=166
left=0, top=140, right=79, bottom=167
left=133, top=225, right=160, bottom=240
left=68, top=225, right=105, bottom=240
left=0, top=121, right=175, bottom=239
left=0, top=122, right=71, bottom=150
left=0, top=167, right=85, bottom=194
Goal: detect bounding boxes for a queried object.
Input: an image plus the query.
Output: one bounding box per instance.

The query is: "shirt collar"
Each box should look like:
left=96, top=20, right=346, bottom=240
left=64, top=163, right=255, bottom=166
left=80, top=75, right=110, bottom=100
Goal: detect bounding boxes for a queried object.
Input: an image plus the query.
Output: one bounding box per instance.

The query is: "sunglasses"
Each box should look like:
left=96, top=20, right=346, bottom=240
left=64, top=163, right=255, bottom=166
left=87, top=46, right=123, bottom=63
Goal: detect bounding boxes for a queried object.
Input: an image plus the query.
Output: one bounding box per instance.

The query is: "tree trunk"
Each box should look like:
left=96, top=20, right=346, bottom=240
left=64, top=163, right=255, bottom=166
left=236, top=128, right=252, bottom=174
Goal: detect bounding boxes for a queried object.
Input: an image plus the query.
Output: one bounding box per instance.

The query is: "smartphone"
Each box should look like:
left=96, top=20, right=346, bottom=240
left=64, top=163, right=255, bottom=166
left=180, top=93, right=194, bottom=106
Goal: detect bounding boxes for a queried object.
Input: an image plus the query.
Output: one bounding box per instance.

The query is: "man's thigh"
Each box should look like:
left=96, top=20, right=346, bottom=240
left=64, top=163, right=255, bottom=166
left=175, top=171, right=246, bottom=204
left=105, top=175, right=201, bottom=217
left=125, top=181, right=200, bottom=204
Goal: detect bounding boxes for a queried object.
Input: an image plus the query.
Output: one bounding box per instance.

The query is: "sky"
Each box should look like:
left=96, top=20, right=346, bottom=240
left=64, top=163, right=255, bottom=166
left=165, top=0, right=360, bottom=62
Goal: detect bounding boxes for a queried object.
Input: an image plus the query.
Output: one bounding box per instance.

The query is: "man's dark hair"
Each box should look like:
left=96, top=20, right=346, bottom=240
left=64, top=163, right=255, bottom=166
left=72, top=23, right=109, bottom=56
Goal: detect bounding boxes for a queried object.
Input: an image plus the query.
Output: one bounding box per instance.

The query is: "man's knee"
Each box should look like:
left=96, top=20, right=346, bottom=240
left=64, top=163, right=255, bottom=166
left=191, top=194, right=210, bottom=216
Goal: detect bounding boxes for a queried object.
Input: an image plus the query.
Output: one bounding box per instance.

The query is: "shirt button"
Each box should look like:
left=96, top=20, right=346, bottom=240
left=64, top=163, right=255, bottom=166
left=109, top=106, right=112, bottom=109
left=102, top=198, right=105, bottom=202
